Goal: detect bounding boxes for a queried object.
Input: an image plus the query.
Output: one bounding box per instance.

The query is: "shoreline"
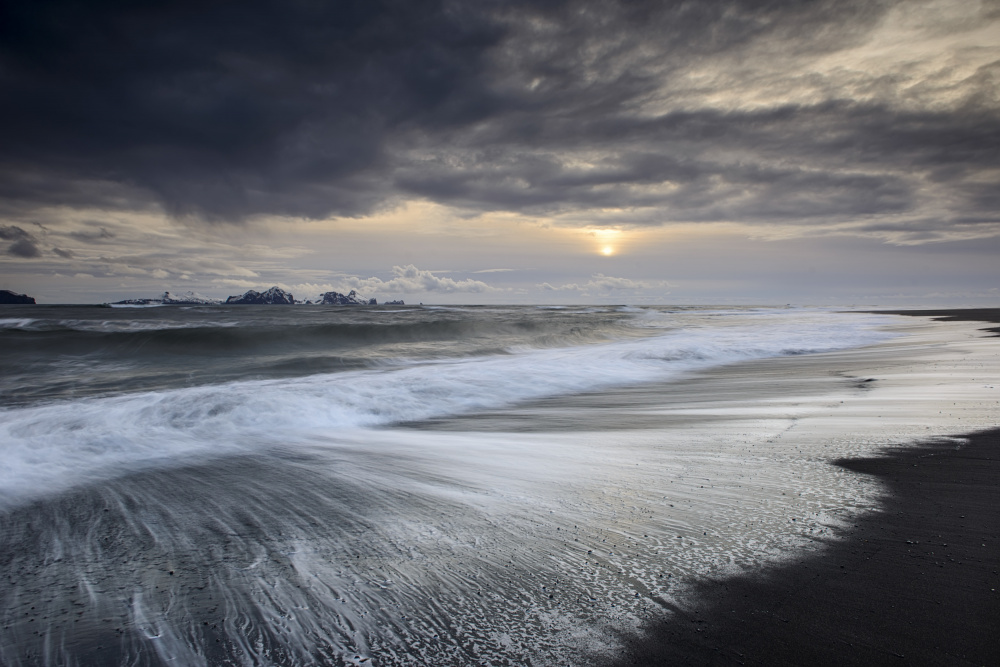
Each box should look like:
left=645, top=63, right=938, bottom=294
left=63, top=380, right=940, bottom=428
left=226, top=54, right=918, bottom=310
left=865, top=308, right=1000, bottom=336
left=606, top=308, right=1000, bottom=666
left=608, top=429, right=1000, bottom=666
left=606, top=429, right=1000, bottom=666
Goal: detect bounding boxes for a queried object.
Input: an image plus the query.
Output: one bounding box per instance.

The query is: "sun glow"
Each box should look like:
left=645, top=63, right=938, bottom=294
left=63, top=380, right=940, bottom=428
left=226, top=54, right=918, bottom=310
left=589, top=228, right=622, bottom=256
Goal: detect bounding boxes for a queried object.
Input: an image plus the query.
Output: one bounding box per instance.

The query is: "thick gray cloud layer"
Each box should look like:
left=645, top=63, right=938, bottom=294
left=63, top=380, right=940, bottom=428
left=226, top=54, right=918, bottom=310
left=1, top=0, right=997, bottom=235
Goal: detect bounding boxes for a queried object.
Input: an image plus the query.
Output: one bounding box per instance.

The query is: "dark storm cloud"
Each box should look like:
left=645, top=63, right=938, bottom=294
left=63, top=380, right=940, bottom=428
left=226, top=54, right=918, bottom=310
left=6, top=240, right=41, bottom=258
left=397, top=99, right=998, bottom=225
left=0, top=0, right=507, bottom=219
left=0, top=225, right=42, bottom=257
left=67, top=226, right=116, bottom=243
left=0, top=226, right=32, bottom=242
left=0, top=0, right=997, bottom=231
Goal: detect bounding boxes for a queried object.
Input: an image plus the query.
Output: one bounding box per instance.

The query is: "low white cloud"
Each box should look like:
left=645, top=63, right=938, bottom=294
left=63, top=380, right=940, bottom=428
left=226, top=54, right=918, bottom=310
left=540, top=273, right=671, bottom=294
left=275, top=282, right=337, bottom=298
left=342, top=264, right=498, bottom=295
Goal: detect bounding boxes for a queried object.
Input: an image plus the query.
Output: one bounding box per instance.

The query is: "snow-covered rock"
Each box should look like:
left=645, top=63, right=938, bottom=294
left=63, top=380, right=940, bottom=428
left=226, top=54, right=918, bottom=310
left=161, top=291, right=222, bottom=305
left=112, top=290, right=222, bottom=305
left=225, top=286, right=295, bottom=305
left=319, top=290, right=376, bottom=305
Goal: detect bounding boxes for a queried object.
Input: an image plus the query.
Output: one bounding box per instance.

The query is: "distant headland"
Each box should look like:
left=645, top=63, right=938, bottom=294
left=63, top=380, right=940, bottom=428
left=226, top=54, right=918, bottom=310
left=0, top=290, right=36, bottom=304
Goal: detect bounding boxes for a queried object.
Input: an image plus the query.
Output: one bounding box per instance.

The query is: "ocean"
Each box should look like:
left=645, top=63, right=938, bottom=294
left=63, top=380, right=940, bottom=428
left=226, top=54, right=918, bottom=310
left=0, top=304, right=996, bottom=666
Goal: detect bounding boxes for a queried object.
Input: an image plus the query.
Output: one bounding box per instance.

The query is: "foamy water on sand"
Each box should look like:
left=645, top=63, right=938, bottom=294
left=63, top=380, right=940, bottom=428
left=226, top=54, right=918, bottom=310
left=0, top=306, right=996, bottom=665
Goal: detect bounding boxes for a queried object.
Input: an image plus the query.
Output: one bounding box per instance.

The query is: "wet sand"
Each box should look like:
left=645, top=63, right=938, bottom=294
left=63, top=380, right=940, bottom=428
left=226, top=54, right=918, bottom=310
left=868, top=308, right=1000, bottom=337
left=608, top=309, right=1000, bottom=666
left=608, top=428, right=999, bottom=666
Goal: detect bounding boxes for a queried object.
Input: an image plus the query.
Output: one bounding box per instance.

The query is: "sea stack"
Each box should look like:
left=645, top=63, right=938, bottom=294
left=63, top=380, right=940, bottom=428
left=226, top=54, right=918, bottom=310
left=225, top=286, right=295, bottom=304
left=0, top=290, right=36, bottom=304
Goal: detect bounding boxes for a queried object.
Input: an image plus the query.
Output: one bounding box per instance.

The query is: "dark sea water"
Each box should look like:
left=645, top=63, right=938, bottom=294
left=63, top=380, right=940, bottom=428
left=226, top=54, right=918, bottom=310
left=0, top=305, right=898, bottom=666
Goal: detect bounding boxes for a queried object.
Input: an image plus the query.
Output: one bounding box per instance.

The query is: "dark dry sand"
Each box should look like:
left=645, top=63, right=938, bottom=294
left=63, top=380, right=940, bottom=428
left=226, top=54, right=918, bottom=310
left=607, top=309, right=1000, bottom=667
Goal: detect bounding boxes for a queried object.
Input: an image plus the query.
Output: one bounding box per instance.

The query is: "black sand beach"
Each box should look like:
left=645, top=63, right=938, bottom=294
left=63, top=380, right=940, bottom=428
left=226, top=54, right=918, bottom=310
left=609, top=310, right=1000, bottom=666
left=2, top=307, right=996, bottom=665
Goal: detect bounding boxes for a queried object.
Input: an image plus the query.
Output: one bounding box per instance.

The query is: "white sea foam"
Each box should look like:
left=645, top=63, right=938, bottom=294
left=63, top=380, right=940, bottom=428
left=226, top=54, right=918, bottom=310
left=107, top=303, right=168, bottom=308
left=0, top=317, right=37, bottom=330
left=0, top=316, right=240, bottom=332
left=0, top=310, right=894, bottom=507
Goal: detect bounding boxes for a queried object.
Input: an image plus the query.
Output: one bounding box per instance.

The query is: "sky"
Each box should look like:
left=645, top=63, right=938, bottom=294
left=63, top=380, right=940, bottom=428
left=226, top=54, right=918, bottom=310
left=1, top=0, right=998, bottom=305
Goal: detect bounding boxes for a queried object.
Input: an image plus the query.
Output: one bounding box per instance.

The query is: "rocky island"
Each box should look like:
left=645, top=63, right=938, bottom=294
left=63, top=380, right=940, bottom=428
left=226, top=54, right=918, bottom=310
left=318, top=290, right=376, bottom=305
left=313, top=290, right=404, bottom=306
left=0, top=290, right=36, bottom=304
left=226, top=287, right=295, bottom=304
left=113, top=291, right=222, bottom=305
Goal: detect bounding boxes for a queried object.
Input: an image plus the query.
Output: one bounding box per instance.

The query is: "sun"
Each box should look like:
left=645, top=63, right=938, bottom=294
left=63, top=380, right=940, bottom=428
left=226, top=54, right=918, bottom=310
left=588, top=228, right=622, bottom=256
